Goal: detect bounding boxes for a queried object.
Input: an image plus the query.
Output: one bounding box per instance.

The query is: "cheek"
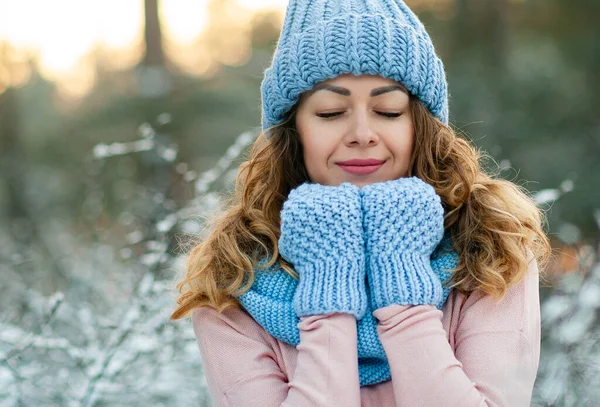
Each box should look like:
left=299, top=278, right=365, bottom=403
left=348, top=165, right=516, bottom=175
left=392, top=126, right=414, bottom=160
left=301, top=135, right=334, bottom=167
left=297, top=121, right=336, bottom=163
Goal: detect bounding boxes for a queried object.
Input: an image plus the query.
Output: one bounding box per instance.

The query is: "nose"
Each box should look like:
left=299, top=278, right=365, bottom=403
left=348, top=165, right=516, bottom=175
left=344, top=109, right=378, bottom=146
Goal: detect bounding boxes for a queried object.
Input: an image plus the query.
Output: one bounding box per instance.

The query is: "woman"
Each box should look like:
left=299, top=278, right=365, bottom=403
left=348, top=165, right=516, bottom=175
left=171, top=1, right=550, bottom=406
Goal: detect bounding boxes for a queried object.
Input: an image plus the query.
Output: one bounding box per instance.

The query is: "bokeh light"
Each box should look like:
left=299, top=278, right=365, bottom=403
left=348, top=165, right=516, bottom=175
left=0, top=0, right=288, bottom=96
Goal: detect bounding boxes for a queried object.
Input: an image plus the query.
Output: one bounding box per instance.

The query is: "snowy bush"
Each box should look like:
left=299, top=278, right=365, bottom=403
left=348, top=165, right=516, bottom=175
left=533, top=236, right=600, bottom=407
left=0, top=120, right=256, bottom=406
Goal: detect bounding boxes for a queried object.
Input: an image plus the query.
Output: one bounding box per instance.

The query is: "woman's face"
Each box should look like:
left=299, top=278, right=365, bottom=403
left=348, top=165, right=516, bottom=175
left=295, top=74, right=414, bottom=188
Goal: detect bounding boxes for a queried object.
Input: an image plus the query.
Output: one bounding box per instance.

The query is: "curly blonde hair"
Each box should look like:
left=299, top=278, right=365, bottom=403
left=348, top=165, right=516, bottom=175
left=170, top=95, right=551, bottom=320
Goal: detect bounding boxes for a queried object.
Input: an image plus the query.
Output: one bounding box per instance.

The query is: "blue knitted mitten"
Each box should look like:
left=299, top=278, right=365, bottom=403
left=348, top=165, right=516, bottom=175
left=279, top=182, right=367, bottom=319
left=361, top=177, right=445, bottom=309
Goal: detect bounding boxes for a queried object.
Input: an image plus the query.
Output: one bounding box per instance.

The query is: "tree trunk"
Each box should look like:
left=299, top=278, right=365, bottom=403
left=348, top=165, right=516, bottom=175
left=137, top=0, right=171, bottom=97
left=142, top=0, right=165, bottom=67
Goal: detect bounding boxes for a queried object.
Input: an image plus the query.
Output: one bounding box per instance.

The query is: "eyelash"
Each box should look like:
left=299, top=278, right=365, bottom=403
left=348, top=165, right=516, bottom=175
left=316, top=111, right=402, bottom=119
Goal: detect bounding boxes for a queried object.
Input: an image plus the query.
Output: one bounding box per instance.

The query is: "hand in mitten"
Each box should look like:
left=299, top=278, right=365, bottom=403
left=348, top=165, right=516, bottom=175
left=279, top=182, right=367, bottom=319
left=361, top=177, right=445, bottom=310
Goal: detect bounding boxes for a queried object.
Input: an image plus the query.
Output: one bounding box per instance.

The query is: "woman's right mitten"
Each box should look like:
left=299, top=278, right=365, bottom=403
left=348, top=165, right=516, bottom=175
left=278, top=182, right=367, bottom=319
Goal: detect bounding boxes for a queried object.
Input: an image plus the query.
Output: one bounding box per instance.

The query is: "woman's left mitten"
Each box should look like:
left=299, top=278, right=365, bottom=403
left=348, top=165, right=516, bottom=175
left=361, top=177, right=445, bottom=309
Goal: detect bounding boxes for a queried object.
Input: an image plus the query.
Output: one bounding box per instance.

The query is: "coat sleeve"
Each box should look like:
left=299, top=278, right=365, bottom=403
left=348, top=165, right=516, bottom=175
left=372, top=258, right=541, bottom=407
left=192, top=306, right=362, bottom=407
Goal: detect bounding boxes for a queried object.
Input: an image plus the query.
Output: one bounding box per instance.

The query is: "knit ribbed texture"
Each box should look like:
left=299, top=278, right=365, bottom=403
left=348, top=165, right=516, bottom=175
left=362, top=176, right=445, bottom=309
left=261, top=0, right=449, bottom=134
left=278, top=182, right=368, bottom=319
left=237, top=238, right=458, bottom=387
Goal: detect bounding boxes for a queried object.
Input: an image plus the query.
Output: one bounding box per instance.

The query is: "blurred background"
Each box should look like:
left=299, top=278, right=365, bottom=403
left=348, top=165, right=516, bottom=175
left=0, top=0, right=599, bottom=406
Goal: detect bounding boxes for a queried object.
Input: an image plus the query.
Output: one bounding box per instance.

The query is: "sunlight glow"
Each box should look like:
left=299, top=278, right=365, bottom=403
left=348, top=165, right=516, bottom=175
left=0, top=0, right=143, bottom=73
left=0, top=0, right=288, bottom=97
left=237, top=0, right=288, bottom=9
left=0, top=0, right=144, bottom=97
left=160, top=0, right=209, bottom=45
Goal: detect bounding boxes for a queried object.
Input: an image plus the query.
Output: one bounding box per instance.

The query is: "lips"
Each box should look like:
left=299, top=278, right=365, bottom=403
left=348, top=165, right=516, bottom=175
left=336, top=158, right=386, bottom=166
left=335, top=158, right=386, bottom=175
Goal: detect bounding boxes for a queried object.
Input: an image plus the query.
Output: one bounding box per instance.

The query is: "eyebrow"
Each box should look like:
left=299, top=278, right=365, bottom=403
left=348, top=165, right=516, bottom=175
left=307, top=83, right=408, bottom=97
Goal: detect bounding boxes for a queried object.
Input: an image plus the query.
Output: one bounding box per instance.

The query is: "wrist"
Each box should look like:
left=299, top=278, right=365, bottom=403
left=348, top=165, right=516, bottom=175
left=293, top=256, right=367, bottom=319
left=368, top=251, right=443, bottom=309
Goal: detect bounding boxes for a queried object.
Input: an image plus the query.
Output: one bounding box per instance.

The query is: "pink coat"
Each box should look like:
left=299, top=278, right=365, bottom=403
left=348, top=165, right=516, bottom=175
left=191, top=258, right=540, bottom=407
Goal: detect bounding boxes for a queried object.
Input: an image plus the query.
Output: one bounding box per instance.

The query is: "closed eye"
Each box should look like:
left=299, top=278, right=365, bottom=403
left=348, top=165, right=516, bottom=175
left=316, top=112, right=344, bottom=118
left=316, top=112, right=403, bottom=119
left=377, top=112, right=402, bottom=118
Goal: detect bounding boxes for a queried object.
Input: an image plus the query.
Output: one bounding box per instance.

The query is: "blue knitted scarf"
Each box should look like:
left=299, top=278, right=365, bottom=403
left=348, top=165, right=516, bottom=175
left=238, top=235, right=459, bottom=387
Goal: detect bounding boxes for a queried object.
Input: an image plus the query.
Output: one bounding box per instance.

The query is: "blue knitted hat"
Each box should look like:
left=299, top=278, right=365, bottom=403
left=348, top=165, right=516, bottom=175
left=260, top=0, right=449, bottom=133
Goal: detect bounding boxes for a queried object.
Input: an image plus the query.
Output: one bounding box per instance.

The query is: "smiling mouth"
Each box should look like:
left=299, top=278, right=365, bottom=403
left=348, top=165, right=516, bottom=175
left=336, top=162, right=385, bottom=175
